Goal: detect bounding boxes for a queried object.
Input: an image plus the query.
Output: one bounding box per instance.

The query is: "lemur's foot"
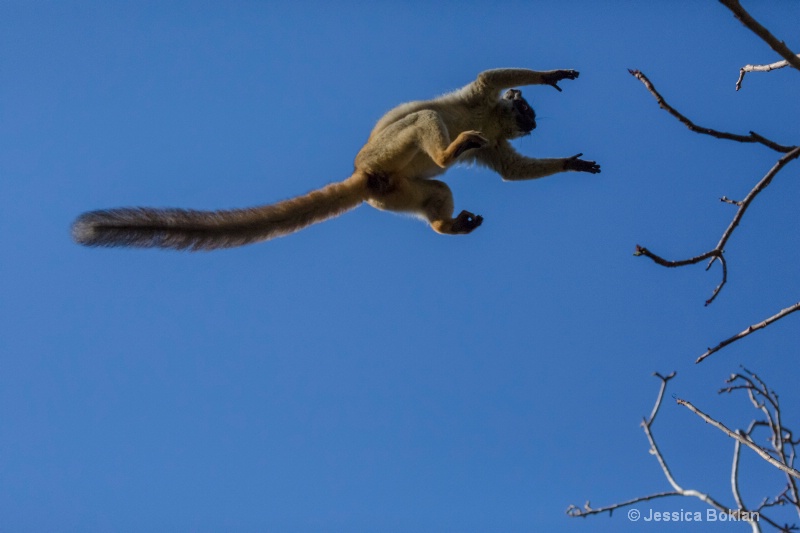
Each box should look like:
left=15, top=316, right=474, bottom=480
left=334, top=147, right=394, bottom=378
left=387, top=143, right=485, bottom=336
left=452, top=130, right=488, bottom=159
left=451, top=210, right=484, bottom=234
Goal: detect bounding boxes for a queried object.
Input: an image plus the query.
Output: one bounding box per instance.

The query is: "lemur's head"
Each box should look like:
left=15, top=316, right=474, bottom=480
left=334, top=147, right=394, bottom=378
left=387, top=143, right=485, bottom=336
left=502, top=89, right=536, bottom=138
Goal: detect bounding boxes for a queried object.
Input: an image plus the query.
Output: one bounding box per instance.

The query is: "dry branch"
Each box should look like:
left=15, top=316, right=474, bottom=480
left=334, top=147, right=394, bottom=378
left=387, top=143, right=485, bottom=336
left=697, top=302, right=800, bottom=363
left=569, top=371, right=800, bottom=531
left=737, top=56, right=800, bottom=91
left=712, top=147, right=800, bottom=256
left=721, top=369, right=800, bottom=518
left=677, top=397, right=800, bottom=480
left=719, top=0, right=800, bottom=73
left=627, top=69, right=795, bottom=153
left=567, top=372, right=756, bottom=530
left=629, top=68, right=799, bottom=310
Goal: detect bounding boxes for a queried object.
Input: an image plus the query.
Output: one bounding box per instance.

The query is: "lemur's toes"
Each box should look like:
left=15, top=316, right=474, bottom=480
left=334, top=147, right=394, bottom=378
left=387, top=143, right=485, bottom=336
left=453, top=131, right=488, bottom=159
left=466, top=131, right=489, bottom=147
left=452, top=210, right=483, bottom=234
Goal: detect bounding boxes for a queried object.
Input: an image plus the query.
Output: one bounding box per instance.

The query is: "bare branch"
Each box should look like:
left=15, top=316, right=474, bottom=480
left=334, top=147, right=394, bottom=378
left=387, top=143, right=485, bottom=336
left=628, top=69, right=795, bottom=153
left=697, top=302, right=800, bottom=363
left=711, top=147, right=800, bottom=259
left=721, top=369, right=800, bottom=515
left=633, top=246, right=728, bottom=306
left=633, top=144, right=800, bottom=306
left=568, top=373, right=756, bottom=530
left=629, top=70, right=799, bottom=308
left=566, top=492, right=681, bottom=518
left=719, top=0, right=800, bottom=73
left=736, top=56, right=800, bottom=91
left=676, top=397, right=800, bottom=480
left=633, top=245, right=718, bottom=268
left=721, top=195, right=743, bottom=206
left=647, top=371, right=676, bottom=426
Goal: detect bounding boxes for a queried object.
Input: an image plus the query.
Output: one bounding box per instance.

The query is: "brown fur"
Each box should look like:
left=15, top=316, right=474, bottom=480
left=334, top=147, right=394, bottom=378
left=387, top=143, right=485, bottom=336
left=72, top=68, right=600, bottom=251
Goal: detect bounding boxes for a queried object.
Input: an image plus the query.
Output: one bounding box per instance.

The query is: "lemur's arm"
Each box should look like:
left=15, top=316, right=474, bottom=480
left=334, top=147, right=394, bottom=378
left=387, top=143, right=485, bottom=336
left=470, top=68, right=580, bottom=97
left=476, top=140, right=600, bottom=181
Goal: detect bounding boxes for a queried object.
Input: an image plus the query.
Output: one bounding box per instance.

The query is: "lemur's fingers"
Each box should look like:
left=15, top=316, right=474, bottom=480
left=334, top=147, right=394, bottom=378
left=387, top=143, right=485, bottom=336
left=565, top=153, right=601, bottom=174
left=544, top=70, right=580, bottom=91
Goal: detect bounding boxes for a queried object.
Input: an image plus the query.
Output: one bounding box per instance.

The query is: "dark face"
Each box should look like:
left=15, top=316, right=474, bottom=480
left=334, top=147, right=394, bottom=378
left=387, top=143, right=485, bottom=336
left=503, top=89, right=536, bottom=135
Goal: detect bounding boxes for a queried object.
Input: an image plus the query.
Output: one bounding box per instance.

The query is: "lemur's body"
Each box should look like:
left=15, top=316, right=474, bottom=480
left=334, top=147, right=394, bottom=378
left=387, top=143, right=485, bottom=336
left=72, top=68, right=600, bottom=251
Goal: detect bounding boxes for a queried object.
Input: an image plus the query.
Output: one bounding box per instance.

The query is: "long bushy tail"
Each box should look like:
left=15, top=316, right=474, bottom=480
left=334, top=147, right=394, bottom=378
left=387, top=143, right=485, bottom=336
left=72, top=174, right=368, bottom=251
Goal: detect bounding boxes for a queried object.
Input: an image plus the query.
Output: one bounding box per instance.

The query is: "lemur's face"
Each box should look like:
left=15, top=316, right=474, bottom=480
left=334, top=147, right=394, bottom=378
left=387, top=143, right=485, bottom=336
left=503, top=89, right=536, bottom=136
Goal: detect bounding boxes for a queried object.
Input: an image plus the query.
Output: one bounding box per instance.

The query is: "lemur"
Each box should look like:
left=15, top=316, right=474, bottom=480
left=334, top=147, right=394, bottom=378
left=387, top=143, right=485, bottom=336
left=72, top=68, right=600, bottom=251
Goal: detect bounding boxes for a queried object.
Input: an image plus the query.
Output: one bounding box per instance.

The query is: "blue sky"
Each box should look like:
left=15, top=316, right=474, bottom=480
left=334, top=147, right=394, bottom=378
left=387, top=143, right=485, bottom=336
left=2, top=1, right=799, bottom=531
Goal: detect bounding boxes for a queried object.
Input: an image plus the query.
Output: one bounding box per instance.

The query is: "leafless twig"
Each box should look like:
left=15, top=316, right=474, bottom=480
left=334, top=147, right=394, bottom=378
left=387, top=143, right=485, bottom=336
left=721, top=369, right=800, bottom=517
left=565, top=491, right=681, bottom=518
left=567, top=372, right=759, bottom=531
left=633, top=245, right=728, bottom=306
left=630, top=68, right=800, bottom=308
left=569, top=371, right=800, bottom=531
left=721, top=195, right=743, bottom=206
left=628, top=69, right=795, bottom=153
left=697, top=302, right=800, bottom=363
left=710, top=147, right=800, bottom=262
left=677, top=398, right=800, bottom=480
left=736, top=56, right=800, bottom=91
left=719, top=0, right=800, bottom=73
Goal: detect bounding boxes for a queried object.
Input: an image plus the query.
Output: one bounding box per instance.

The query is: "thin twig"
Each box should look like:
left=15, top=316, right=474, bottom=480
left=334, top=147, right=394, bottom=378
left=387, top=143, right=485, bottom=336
left=628, top=69, right=795, bottom=153
left=629, top=70, right=799, bottom=306
left=633, top=246, right=719, bottom=268
left=721, top=369, right=800, bottom=516
left=642, top=384, right=755, bottom=529
left=732, top=425, right=753, bottom=512
left=697, top=302, right=800, bottom=363
left=648, top=371, right=675, bottom=426
left=567, top=373, right=753, bottom=530
left=566, top=492, right=681, bottom=518
left=677, top=397, right=800, bottom=480
left=633, top=144, right=800, bottom=306
left=736, top=56, right=799, bottom=91
left=633, top=246, right=728, bottom=306
left=721, top=196, right=743, bottom=206
left=710, top=147, right=800, bottom=261
left=719, top=0, right=800, bottom=72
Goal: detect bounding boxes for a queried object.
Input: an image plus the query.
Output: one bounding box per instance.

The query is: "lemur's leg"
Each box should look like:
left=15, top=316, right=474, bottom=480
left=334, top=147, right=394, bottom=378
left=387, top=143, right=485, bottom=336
left=355, top=110, right=487, bottom=172
left=366, top=177, right=482, bottom=235
left=413, top=179, right=483, bottom=234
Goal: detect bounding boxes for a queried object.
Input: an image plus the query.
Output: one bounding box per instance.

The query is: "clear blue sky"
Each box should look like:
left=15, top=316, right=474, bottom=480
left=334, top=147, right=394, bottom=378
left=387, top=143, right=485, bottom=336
left=2, top=1, right=799, bottom=531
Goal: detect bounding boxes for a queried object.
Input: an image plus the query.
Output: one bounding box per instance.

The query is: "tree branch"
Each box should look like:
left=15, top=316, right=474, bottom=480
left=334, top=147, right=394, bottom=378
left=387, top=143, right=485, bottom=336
left=736, top=56, right=800, bottom=91
left=634, top=243, right=728, bottom=306
left=719, top=0, right=800, bottom=73
left=632, top=133, right=799, bottom=306
left=569, top=372, right=800, bottom=530
left=568, top=372, right=756, bottom=530
left=721, top=369, right=800, bottom=517
left=629, top=70, right=799, bottom=307
left=697, top=302, right=800, bottom=363
left=566, top=491, right=681, bottom=518
left=647, top=371, right=675, bottom=426
left=628, top=69, right=795, bottom=153
left=711, top=147, right=800, bottom=257
left=676, top=397, right=800, bottom=480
